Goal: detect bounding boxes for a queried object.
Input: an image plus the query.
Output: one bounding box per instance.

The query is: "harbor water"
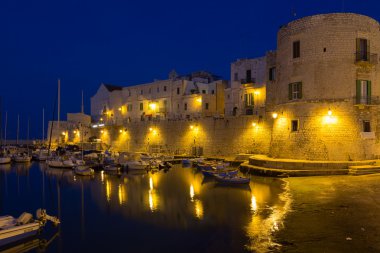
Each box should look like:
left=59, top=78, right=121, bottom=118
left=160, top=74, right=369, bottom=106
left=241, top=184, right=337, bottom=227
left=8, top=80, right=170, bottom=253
left=0, top=162, right=290, bottom=253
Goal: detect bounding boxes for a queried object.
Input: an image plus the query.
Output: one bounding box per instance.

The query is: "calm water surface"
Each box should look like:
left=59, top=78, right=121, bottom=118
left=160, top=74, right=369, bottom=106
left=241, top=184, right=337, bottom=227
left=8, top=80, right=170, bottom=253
left=0, top=162, right=291, bottom=253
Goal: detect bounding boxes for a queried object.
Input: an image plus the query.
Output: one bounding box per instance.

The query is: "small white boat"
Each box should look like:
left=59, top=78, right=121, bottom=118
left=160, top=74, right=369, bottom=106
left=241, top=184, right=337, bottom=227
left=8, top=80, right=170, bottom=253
left=13, top=154, right=32, bottom=163
left=46, top=159, right=75, bottom=169
left=0, top=156, right=11, bottom=164
left=34, top=150, right=49, bottom=161
left=214, top=174, right=250, bottom=184
left=124, top=160, right=149, bottom=170
left=0, top=209, right=60, bottom=248
left=74, top=165, right=94, bottom=176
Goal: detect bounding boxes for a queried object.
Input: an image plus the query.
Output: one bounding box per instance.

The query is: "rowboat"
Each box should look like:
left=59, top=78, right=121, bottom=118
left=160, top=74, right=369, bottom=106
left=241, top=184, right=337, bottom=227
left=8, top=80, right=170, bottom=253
left=214, top=174, right=250, bottom=184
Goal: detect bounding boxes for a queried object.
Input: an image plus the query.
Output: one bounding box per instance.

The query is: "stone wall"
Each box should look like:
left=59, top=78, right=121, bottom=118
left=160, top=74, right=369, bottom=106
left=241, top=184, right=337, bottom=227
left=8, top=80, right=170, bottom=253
left=95, top=116, right=272, bottom=157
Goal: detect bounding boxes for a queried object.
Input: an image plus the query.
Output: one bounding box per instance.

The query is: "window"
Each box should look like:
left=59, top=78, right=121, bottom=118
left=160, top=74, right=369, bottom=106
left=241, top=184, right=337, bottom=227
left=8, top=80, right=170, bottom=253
left=205, top=103, right=209, bottom=110
left=269, top=67, right=276, bottom=81
left=127, top=104, right=133, bottom=112
left=356, top=80, right=371, bottom=104
left=164, top=86, right=167, bottom=92
left=293, top=41, right=300, bottom=58
left=356, top=38, right=369, bottom=61
left=363, top=120, right=371, bottom=132
left=140, top=90, right=143, bottom=95
left=163, top=100, right=167, bottom=109
left=244, top=93, right=254, bottom=106
left=246, top=70, right=252, bottom=83
left=157, top=87, right=159, bottom=93
left=227, top=94, right=230, bottom=99
left=140, top=103, right=143, bottom=111
left=149, top=88, right=151, bottom=94
left=177, top=103, right=179, bottom=109
left=128, top=90, right=131, bottom=96
left=211, top=90, right=215, bottom=94
left=202, top=90, right=206, bottom=94
left=234, top=73, right=238, bottom=81
left=291, top=120, right=299, bottom=132
left=288, top=82, right=302, bottom=100
left=177, top=87, right=180, bottom=95
left=184, top=103, right=187, bottom=111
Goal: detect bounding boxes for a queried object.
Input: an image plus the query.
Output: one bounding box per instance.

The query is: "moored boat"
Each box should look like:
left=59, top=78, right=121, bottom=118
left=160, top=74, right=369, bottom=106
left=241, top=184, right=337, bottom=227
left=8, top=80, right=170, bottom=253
left=0, top=156, right=11, bottom=164
left=0, top=209, right=60, bottom=248
left=74, top=165, right=95, bottom=176
left=13, top=154, right=32, bottom=163
left=214, top=174, right=250, bottom=184
left=124, top=160, right=149, bottom=170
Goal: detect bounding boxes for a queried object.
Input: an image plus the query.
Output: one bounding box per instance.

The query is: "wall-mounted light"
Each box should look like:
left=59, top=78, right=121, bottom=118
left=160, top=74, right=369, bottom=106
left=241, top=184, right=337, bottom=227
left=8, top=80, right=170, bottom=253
left=252, top=122, right=257, bottom=127
left=149, top=103, right=157, bottom=110
left=328, top=109, right=332, bottom=116
left=61, top=132, right=66, bottom=136
left=118, top=107, right=122, bottom=111
left=190, top=125, right=194, bottom=129
left=149, top=127, right=153, bottom=132
left=196, top=97, right=202, bottom=103
left=119, top=129, right=123, bottom=133
left=272, top=113, right=278, bottom=119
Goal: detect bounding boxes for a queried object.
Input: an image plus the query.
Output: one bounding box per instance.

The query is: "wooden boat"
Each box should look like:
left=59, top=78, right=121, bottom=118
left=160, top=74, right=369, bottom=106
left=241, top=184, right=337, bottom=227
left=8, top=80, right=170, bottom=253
left=202, top=168, right=238, bottom=177
left=74, top=165, right=94, bottom=176
left=0, top=209, right=59, bottom=248
left=214, top=174, right=250, bottom=184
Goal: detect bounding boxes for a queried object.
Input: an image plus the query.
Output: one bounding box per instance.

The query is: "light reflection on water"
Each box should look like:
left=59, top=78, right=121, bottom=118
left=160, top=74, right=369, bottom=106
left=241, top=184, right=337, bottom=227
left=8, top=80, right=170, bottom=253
left=0, top=162, right=291, bottom=253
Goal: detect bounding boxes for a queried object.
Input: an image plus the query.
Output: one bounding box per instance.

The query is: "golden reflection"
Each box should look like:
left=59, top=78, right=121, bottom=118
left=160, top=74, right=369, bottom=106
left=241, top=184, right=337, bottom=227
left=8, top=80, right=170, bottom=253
left=148, top=189, right=158, bottom=212
left=194, top=199, right=203, bottom=219
left=245, top=181, right=292, bottom=253
left=118, top=184, right=126, bottom=205
left=106, top=180, right=111, bottom=202
left=250, top=195, right=257, bottom=212
left=149, top=177, right=154, bottom=190
left=190, top=184, right=195, bottom=202
left=101, top=170, right=104, bottom=183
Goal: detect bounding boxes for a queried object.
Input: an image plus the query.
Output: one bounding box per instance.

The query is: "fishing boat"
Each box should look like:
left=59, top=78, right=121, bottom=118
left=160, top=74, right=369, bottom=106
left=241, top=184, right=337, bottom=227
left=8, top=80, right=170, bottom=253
left=0, top=209, right=60, bottom=248
left=202, top=168, right=239, bottom=177
left=74, top=165, right=94, bottom=176
left=214, top=174, right=250, bottom=184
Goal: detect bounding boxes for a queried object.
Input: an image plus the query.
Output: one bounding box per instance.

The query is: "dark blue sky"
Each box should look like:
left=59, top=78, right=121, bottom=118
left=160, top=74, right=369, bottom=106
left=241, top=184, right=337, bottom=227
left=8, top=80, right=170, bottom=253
left=1, top=0, right=380, bottom=139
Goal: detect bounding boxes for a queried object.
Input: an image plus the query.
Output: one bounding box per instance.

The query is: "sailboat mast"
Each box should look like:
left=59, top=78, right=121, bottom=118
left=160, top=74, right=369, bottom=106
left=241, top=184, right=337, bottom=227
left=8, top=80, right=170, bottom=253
left=81, top=90, right=84, bottom=114
left=4, top=111, right=7, bottom=146
left=58, top=79, right=60, bottom=131
left=42, top=107, right=45, bottom=144
left=17, top=114, right=19, bottom=145
left=0, top=96, right=2, bottom=147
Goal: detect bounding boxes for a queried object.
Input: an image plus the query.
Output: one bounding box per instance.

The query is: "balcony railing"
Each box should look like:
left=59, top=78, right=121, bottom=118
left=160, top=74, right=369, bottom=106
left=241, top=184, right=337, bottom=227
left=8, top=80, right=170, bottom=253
left=355, top=52, right=378, bottom=65
left=240, top=79, right=255, bottom=86
left=354, top=96, right=380, bottom=106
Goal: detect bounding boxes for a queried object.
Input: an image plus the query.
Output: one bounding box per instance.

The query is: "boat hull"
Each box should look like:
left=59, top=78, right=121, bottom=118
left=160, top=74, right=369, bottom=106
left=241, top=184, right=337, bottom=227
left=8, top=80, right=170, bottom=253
left=0, top=222, right=40, bottom=247
left=0, top=157, right=11, bottom=164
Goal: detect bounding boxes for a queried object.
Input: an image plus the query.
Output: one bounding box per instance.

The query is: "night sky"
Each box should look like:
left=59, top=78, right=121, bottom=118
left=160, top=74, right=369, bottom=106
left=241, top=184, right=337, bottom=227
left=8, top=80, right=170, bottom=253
left=1, top=0, right=380, bottom=139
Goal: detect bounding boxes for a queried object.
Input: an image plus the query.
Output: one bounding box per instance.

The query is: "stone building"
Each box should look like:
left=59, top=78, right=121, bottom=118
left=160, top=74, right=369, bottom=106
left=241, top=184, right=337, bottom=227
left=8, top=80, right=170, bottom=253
left=225, top=58, right=267, bottom=117
left=91, top=71, right=227, bottom=126
left=266, top=13, right=380, bottom=160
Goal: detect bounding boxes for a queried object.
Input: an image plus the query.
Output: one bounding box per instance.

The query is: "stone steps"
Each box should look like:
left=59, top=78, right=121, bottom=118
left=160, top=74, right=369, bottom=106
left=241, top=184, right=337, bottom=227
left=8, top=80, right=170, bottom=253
left=348, top=165, right=380, bottom=175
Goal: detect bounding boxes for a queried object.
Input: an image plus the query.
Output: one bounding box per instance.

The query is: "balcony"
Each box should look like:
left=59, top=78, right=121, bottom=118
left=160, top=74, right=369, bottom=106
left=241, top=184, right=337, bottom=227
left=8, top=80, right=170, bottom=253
left=354, top=96, right=380, bottom=106
left=240, top=78, right=255, bottom=87
left=354, top=52, right=378, bottom=66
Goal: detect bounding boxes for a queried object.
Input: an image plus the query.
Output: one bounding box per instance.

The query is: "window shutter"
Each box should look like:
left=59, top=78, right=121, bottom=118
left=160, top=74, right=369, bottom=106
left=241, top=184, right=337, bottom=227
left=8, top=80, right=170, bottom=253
left=288, top=83, right=292, bottom=100
left=367, top=40, right=370, bottom=61
left=356, top=80, right=361, bottom=104
left=244, top=94, right=248, bottom=106
left=356, top=38, right=360, bottom=61
left=367, top=81, right=372, bottom=104
left=298, top=82, right=302, bottom=99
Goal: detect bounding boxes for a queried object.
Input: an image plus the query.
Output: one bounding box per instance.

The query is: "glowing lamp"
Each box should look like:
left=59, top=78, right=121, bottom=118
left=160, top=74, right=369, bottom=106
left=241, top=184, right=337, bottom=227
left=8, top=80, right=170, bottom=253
left=73, top=130, right=77, bottom=134
left=254, top=91, right=260, bottom=95
left=149, top=127, right=153, bottom=132
left=118, top=107, right=122, bottom=111
left=119, top=129, right=123, bottom=133
left=62, top=132, right=66, bottom=136
left=190, top=125, right=194, bottom=129
left=328, top=109, right=332, bottom=116
left=196, top=98, right=202, bottom=103
left=149, top=103, right=157, bottom=110
left=100, top=118, right=103, bottom=121
left=101, top=130, right=104, bottom=134
left=252, top=122, right=257, bottom=127
left=272, top=113, right=278, bottom=119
